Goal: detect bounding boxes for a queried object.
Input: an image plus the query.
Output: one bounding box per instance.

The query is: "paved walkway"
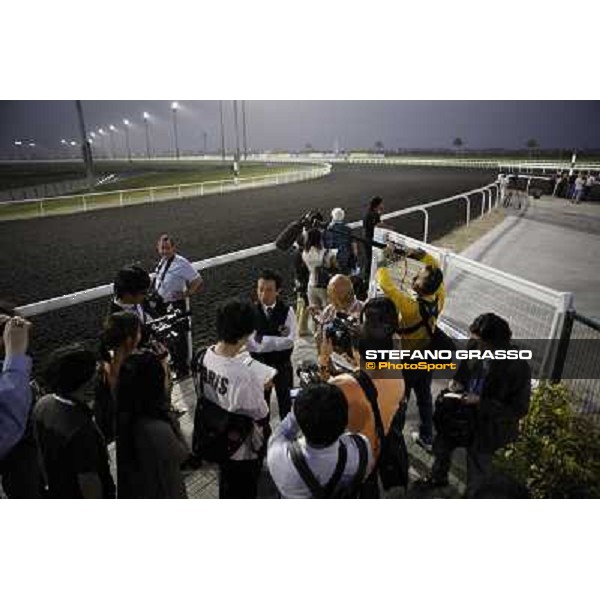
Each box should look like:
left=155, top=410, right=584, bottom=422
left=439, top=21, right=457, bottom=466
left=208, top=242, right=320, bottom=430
left=462, top=195, right=600, bottom=320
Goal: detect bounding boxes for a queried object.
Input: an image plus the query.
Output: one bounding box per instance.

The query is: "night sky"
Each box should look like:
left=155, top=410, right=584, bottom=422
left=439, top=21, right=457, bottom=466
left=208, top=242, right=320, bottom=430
left=0, top=100, right=598, bottom=157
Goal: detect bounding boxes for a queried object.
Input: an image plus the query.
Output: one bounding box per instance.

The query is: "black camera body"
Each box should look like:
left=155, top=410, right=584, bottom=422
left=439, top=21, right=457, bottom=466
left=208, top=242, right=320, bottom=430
left=296, top=361, right=323, bottom=388
left=146, top=308, right=190, bottom=347
left=323, top=313, right=361, bottom=357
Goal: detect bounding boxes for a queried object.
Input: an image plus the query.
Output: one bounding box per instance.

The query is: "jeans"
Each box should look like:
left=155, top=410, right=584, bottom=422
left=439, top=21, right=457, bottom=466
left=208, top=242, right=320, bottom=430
left=218, top=459, right=261, bottom=499
left=404, top=370, right=433, bottom=443
left=431, top=434, right=493, bottom=497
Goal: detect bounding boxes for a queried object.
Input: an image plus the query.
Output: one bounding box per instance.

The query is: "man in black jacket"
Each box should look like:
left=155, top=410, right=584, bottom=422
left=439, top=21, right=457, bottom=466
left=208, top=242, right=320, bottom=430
left=246, top=269, right=296, bottom=420
left=424, top=313, right=531, bottom=497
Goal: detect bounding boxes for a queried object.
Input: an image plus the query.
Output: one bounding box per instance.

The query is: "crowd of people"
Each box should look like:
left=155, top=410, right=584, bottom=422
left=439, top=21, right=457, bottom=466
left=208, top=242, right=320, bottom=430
left=499, top=171, right=597, bottom=207
left=1, top=196, right=534, bottom=499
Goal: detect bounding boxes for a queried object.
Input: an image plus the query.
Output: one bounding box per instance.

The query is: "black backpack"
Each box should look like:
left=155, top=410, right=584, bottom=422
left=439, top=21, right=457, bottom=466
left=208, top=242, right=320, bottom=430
left=351, top=371, right=409, bottom=491
left=289, top=434, right=369, bottom=498
left=400, top=297, right=456, bottom=356
left=191, top=348, right=254, bottom=464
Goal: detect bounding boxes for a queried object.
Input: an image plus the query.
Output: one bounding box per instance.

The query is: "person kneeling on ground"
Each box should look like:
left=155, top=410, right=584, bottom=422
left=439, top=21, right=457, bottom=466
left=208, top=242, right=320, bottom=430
left=421, top=313, right=531, bottom=498
left=267, top=383, right=372, bottom=499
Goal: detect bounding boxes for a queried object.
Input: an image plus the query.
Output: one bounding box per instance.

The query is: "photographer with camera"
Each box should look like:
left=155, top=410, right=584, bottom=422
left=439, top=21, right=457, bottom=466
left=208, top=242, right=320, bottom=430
left=192, top=300, right=269, bottom=498
left=0, top=305, right=33, bottom=461
left=1, top=302, right=44, bottom=498
left=267, top=383, right=372, bottom=498
left=375, top=242, right=447, bottom=452
left=421, top=313, right=531, bottom=497
left=318, top=297, right=407, bottom=496
left=246, top=269, right=296, bottom=421
left=149, top=234, right=203, bottom=379
left=317, top=274, right=363, bottom=354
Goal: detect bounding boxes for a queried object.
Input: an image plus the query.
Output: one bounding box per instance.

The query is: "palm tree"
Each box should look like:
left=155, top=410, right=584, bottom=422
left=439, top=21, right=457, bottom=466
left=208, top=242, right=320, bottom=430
left=526, top=138, right=539, bottom=160
left=452, top=137, right=464, bottom=154
left=374, top=140, right=384, bottom=152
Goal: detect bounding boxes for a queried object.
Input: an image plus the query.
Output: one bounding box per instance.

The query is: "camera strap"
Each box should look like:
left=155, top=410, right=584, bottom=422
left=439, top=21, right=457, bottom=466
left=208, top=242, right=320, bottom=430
left=351, top=371, right=386, bottom=448
left=153, top=255, right=176, bottom=294
left=398, top=297, right=439, bottom=337
left=290, top=439, right=347, bottom=498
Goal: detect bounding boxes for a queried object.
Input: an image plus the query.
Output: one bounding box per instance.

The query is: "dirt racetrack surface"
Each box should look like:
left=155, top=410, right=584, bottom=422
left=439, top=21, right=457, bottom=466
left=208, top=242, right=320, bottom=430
left=1, top=165, right=494, bottom=368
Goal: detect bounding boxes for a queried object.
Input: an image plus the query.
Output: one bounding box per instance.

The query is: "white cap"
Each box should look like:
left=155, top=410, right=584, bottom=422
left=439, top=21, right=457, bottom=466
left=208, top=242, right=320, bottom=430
left=331, top=207, right=345, bottom=222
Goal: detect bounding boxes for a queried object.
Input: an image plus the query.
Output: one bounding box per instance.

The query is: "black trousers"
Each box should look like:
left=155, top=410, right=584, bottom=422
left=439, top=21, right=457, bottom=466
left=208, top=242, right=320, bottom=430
left=431, top=434, right=493, bottom=497
left=263, top=360, right=293, bottom=420
left=218, top=459, right=261, bottom=499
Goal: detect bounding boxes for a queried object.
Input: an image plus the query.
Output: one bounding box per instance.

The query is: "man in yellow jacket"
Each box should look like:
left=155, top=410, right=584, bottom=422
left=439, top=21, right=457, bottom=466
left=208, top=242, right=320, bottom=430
left=375, top=245, right=446, bottom=451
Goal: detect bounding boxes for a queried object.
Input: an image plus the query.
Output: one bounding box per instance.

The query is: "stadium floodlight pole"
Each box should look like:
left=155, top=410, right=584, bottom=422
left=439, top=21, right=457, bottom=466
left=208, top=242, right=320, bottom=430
left=171, top=102, right=180, bottom=159
left=219, top=100, right=226, bottom=161
left=123, top=119, right=132, bottom=162
left=143, top=112, right=152, bottom=159
left=242, top=100, right=248, bottom=160
left=233, top=100, right=241, bottom=166
left=98, top=129, right=108, bottom=159
left=109, top=125, right=117, bottom=159
left=203, top=130, right=207, bottom=155
left=75, top=101, right=95, bottom=190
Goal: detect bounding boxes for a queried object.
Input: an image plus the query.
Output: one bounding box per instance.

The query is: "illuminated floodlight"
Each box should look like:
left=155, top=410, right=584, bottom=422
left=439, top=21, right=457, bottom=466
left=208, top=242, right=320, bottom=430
left=70, top=141, right=77, bottom=146
left=109, top=124, right=116, bottom=131
left=90, top=132, right=96, bottom=138
left=98, top=128, right=105, bottom=135
left=14, top=140, right=23, bottom=146
left=171, top=101, right=179, bottom=110
left=123, top=118, right=130, bottom=126
left=143, top=111, right=149, bottom=120
left=29, top=143, right=36, bottom=147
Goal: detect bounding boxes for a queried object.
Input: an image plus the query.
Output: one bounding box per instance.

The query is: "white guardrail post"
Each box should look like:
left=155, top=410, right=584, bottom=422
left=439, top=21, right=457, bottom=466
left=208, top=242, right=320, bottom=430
left=461, top=195, right=471, bottom=226
left=419, top=208, right=429, bottom=243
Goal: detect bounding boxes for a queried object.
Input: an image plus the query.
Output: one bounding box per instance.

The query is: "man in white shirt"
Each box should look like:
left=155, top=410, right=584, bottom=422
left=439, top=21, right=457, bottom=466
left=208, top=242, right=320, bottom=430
left=573, top=174, right=585, bottom=204
left=584, top=173, right=596, bottom=201
left=196, top=300, right=269, bottom=498
left=267, top=383, right=372, bottom=498
left=246, top=269, right=296, bottom=420
left=152, top=234, right=203, bottom=378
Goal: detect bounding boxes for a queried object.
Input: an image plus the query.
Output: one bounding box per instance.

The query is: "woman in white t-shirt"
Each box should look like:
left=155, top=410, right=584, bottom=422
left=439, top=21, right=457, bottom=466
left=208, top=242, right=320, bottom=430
left=302, top=228, right=337, bottom=312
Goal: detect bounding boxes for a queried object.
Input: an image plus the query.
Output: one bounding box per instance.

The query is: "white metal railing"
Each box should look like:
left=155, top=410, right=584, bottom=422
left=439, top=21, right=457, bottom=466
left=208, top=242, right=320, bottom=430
left=0, top=163, right=332, bottom=221
left=17, top=179, right=499, bottom=318
left=369, top=228, right=574, bottom=377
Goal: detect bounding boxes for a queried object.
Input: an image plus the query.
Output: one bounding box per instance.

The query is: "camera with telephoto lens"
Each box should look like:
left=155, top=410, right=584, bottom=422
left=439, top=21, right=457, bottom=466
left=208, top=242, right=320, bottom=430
left=323, top=313, right=361, bottom=357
